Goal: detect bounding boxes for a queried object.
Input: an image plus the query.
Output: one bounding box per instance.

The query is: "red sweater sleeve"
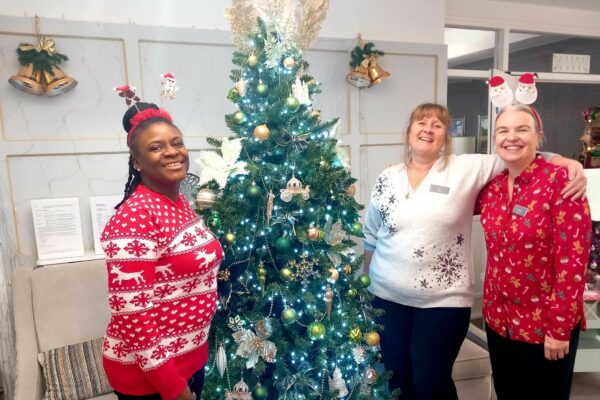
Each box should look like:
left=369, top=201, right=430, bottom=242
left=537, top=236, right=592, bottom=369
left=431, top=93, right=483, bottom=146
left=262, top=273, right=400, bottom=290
left=547, top=169, right=592, bottom=341
left=103, top=209, right=187, bottom=399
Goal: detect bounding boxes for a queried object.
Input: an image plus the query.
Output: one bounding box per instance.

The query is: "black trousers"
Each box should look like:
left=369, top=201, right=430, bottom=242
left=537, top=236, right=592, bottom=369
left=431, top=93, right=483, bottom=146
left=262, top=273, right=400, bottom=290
left=486, top=323, right=580, bottom=400
left=373, top=296, right=471, bottom=400
left=114, top=368, right=205, bottom=400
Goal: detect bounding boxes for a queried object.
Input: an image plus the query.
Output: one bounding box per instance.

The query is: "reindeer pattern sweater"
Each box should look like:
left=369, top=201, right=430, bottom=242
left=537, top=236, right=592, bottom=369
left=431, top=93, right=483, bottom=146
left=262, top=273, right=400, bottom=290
left=101, top=184, right=222, bottom=399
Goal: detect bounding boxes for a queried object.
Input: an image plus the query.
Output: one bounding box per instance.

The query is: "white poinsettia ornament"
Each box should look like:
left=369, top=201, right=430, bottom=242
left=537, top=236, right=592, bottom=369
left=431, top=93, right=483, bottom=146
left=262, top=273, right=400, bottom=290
left=196, top=137, right=248, bottom=188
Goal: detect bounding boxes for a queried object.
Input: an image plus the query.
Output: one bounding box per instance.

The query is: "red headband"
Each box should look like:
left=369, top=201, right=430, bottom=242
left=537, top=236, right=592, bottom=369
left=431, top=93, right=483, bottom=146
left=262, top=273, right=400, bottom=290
left=528, top=105, right=543, bottom=132
left=127, top=108, right=173, bottom=146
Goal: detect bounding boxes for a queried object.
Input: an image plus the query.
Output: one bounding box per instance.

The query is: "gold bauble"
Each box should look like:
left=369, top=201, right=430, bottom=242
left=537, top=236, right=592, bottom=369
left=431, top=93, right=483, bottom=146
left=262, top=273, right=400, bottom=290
left=327, top=268, right=339, bottom=283
left=280, top=267, right=293, bottom=281
left=195, top=188, right=216, bottom=209
left=283, top=56, right=295, bottom=69
left=248, top=53, right=258, bottom=66
left=308, top=226, right=323, bottom=241
left=343, top=264, right=352, bottom=275
left=225, top=232, right=236, bottom=244
left=349, top=327, right=362, bottom=342
left=346, top=184, right=356, bottom=196
left=364, top=331, right=381, bottom=347
left=254, top=124, right=270, bottom=141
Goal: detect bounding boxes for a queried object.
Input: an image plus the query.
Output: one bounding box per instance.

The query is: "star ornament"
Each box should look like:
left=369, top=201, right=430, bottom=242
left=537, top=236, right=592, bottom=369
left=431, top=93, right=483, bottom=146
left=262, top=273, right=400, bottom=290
left=196, top=138, right=249, bottom=189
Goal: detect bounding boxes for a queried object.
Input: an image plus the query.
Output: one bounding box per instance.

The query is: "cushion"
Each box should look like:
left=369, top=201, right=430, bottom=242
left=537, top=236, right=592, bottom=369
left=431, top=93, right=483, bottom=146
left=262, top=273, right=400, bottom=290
left=452, top=338, right=492, bottom=381
left=38, top=337, right=113, bottom=400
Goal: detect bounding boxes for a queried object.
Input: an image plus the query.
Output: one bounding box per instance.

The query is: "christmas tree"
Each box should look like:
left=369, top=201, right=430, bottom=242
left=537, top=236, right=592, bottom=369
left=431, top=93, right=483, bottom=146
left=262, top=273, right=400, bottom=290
left=195, top=2, right=397, bottom=399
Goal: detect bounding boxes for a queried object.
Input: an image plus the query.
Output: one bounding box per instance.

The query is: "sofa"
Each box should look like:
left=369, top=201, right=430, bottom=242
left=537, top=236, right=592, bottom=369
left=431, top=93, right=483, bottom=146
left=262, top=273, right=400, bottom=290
left=13, top=259, right=493, bottom=400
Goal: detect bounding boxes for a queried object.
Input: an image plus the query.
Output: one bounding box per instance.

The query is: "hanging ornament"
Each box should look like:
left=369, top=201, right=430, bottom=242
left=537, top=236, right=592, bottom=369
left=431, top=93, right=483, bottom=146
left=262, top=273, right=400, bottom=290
left=196, top=137, right=249, bottom=188
left=207, top=213, right=222, bottom=230
left=275, top=236, right=292, bottom=253
left=235, top=77, right=248, bottom=96
left=280, top=174, right=310, bottom=202
left=216, top=344, right=228, bottom=377
left=324, top=285, right=334, bottom=320
left=308, top=226, right=325, bottom=241
left=346, top=184, right=357, bottom=196
left=280, top=267, right=293, bottom=281
left=253, top=383, right=268, bottom=400
left=160, top=72, right=179, bottom=100
left=357, top=274, right=371, bottom=288
left=352, top=346, right=367, bottom=364
left=266, top=190, right=274, bottom=224
left=288, top=254, right=320, bottom=287
left=292, top=76, right=311, bottom=105
left=225, top=378, right=253, bottom=400
left=195, top=188, right=217, bottom=210
left=246, top=182, right=261, bottom=198
left=285, top=96, right=300, bottom=112
left=247, top=51, right=258, bottom=66
left=225, top=232, right=236, bottom=244
left=310, top=110, right=321, bottom=118
left=257, top=262, right=267, bottom=293
left=233, top=111, right=246, bottom=124
left=346, top=288, right=358, bottom=298
left=352, top=221, right=363, bottom=235
left=283, top=56, right=296, bottom=69
left=343, top=264, right=352, bottom=275
left=363, top=365, right=379, bottom=385
left=281, top=307, right=297, bottom=325
left=307, top=321, right=326, bottom=340
left=364, top=331, right=381, bottom=347
left=232, top=318, right=277, bottom=369
left=327, top=267, right=339, bottom=284
left=227, top=87, right=240, bottom=101
left=256, top=80, right=269, bottom=96
left=227, top=315, right=246, bottom=332
left=328, top=367, right=349, bottom=398
left=253, top=124, right=271, bottom=141
left=218, top=268, right=231, bottom=281
left=349, top=327, right=363, bottom=342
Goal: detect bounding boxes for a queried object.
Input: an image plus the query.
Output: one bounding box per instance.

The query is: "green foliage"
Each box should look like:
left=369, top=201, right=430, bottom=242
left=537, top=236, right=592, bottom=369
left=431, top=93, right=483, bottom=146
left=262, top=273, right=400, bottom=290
left=16, top=46, right=68, bottom=73
left=196, top=18, right=396, bottom=400
left=349, top=42, right=385, bottom=68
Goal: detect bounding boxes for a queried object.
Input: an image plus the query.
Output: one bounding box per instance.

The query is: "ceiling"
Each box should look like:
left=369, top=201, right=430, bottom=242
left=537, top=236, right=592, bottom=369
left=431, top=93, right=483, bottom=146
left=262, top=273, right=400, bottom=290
left=500, top=0, right=600, bottom=12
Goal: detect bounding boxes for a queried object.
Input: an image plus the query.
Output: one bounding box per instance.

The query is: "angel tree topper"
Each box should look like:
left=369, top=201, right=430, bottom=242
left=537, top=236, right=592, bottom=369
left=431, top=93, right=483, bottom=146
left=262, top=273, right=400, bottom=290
left=196, top=137, right=248, bottom=188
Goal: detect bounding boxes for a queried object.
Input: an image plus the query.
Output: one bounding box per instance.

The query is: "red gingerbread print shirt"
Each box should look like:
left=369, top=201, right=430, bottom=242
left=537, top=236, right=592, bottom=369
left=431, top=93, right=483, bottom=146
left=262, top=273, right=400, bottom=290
left=101, top=184, right=223, bottom=399
left=477, top=155, right=591, bottom=344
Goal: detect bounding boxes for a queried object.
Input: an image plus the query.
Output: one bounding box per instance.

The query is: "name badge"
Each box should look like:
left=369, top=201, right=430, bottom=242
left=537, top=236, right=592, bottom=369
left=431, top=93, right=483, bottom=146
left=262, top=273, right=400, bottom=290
left=429, top=184, right=450, bottom=195
left=512, top=204, right=528, bottom=217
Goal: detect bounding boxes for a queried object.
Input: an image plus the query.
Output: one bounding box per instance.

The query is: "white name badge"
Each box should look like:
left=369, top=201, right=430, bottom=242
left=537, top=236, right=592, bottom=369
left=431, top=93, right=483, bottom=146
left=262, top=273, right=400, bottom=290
left=429, top=184, right=450, bottom=195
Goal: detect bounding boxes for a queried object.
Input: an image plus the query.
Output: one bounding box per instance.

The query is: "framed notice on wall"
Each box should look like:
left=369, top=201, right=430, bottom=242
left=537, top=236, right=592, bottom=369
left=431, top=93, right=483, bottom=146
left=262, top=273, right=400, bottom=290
left=31, top=197, right=85, bottom=261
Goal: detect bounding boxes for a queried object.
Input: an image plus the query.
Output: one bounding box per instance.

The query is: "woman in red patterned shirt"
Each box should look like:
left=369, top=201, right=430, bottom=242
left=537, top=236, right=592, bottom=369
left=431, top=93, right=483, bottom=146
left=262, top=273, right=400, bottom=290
left=477, top=104, right=592, bottom=400
left=101, top=102, right=223, bottom=400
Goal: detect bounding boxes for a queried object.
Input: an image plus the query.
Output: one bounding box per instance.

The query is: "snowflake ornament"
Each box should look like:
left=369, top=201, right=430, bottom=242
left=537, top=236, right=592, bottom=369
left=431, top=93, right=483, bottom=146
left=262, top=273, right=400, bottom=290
left=196, top=138, right=249, bottom=188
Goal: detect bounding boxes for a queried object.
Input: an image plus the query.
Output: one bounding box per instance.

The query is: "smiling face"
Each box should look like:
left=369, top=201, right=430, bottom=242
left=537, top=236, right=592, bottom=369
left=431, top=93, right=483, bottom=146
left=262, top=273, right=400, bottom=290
left=494, top=107, right=542, bottom=174
left=131, top=121, right=189, bottom=194
left=407, top=114, right=449, bottom=162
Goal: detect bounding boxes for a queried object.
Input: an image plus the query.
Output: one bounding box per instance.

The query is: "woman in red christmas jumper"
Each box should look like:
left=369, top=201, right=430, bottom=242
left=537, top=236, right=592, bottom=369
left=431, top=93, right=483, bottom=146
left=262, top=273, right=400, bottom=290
left=477, top=104, right=592, bottom=400
left=101, top=101, right=223, bottom=400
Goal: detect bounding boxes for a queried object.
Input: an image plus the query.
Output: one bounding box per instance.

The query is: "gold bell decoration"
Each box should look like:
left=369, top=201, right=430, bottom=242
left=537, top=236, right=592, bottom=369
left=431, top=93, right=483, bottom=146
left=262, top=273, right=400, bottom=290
left=346, top=34, right=389, bottom=88
left=9, top=16, right=77, bottom=96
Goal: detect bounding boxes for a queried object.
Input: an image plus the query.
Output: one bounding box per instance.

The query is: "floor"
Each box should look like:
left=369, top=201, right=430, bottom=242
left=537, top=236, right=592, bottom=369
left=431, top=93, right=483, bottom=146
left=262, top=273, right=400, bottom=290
left=470, top=318, right=600, bottom=399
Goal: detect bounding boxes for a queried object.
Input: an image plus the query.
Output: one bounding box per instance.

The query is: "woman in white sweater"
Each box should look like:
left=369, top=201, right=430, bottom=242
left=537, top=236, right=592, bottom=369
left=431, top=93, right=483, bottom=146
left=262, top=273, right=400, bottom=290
left=363, top=103, right=586, bottom=400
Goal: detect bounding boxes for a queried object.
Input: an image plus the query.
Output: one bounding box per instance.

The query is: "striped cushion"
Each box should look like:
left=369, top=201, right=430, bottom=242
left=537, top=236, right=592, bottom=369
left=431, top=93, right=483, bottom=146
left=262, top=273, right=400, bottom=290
left=38, top=337, right=113, bottom=400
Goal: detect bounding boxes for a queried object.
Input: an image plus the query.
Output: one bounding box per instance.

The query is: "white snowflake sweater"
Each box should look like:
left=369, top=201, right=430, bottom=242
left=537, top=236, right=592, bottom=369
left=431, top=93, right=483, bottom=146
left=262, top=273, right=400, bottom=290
left=101, top=184, right=222, bottom=399
left=363, top=154, right=503, bottom=308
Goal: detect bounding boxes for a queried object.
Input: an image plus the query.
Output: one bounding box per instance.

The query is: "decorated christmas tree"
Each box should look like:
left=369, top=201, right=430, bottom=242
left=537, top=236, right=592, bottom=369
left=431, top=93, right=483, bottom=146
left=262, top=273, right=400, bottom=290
left=195, top=1, right=397, bottom=398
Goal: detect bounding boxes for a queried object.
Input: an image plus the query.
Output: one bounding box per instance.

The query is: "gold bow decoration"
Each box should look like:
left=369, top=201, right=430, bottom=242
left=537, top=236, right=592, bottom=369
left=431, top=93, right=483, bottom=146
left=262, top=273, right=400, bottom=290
left=18, top=37, right=57, bottom=56
left=232, top=318, right=277, bottom=368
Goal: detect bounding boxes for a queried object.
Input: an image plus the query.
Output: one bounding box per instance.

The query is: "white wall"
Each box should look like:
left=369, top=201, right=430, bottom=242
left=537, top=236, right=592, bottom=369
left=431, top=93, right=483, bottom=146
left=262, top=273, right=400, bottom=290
left=1, top=0, right=445, bottom=44
left=447, top=0, right=600, bottom=35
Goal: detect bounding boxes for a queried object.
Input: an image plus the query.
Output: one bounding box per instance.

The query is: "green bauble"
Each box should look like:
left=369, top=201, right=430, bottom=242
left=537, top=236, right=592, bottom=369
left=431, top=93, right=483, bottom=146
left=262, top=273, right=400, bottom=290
left=357, top=274, right=371, bottom=288
left=352, top=222, right=363, bottom=234
left=281, top=307, right=297, bottom=325
left=280, top=267, right=293, bottom=281
left=233, top=111, right=246, bottom=124
left=253, top=384, right=268, bottom=399
left=227, top=87, right=239, bottom=102
left=347, top=288, right=358, bottom=298
left=307, top=322, right=326, bottom=340
left=349, top=326, right=362, bottom=342
left=285, top=96, right=300, bottom=112
left=207, top=214, right=221, bottom=230
left=275, top=236, right=292, bottom=253
left=256, top=81, right=269, bottom=96
left=247, top=184, right=261, bottom=198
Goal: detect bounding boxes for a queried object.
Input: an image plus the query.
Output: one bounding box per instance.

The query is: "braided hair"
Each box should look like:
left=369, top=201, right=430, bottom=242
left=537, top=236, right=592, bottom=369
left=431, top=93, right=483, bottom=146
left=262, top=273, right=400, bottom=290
left=115, top=102, right=177, bottom=209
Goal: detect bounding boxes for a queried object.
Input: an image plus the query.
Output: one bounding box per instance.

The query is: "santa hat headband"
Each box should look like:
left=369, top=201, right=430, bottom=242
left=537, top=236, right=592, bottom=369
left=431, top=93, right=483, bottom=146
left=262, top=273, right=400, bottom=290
left=114, top=73, right=179, bottom=147
left=487, top=72, right=538, bottom=108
